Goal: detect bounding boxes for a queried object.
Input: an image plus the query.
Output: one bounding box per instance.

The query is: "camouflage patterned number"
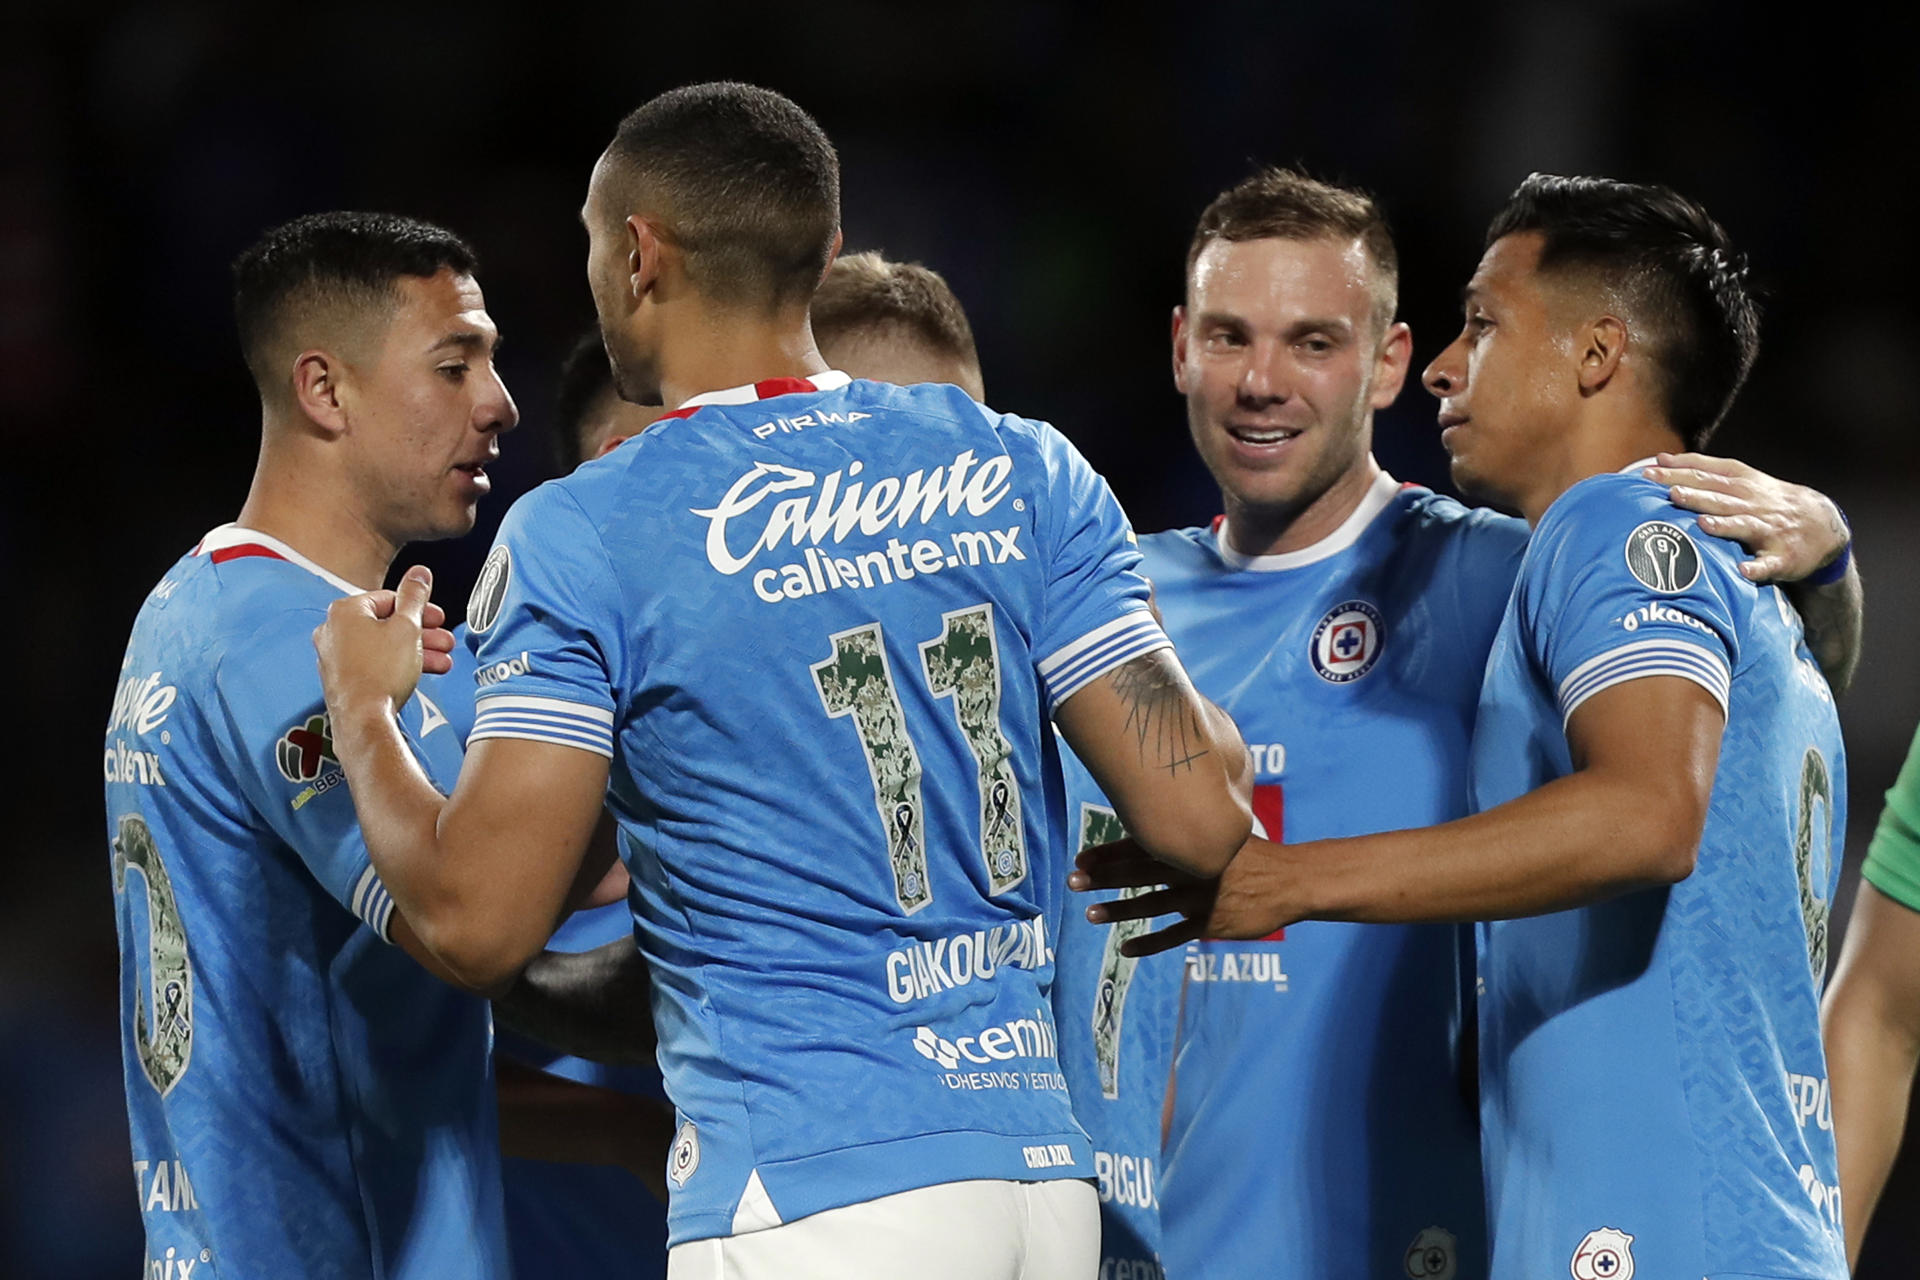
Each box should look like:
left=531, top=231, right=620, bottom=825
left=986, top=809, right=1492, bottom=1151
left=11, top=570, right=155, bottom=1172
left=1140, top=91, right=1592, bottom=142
left=1082, top=803, right=1151, bottom=1099
left=813, top=625, right=931, bottom=913
left=1793, top=746, right=1835, bottom=983
left=921, top=604, right=1028, bottom=895
left=112, top=813, right=194, bottom=1094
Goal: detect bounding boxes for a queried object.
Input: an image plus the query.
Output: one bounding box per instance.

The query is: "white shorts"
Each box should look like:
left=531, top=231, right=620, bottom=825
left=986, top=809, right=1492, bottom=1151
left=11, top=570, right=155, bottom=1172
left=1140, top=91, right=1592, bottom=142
left=665, top=1178, right=1099, bottom=1280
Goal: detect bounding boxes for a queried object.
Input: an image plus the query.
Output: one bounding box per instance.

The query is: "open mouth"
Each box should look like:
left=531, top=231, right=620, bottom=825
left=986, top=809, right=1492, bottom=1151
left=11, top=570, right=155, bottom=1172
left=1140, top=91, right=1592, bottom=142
left=1226, top=424, right=1303, bottom=446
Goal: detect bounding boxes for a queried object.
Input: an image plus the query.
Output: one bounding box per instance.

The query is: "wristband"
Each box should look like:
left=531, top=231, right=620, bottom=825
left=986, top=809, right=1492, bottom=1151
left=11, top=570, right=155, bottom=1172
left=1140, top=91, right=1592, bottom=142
left=1804, top=508, right=1852, bottom=587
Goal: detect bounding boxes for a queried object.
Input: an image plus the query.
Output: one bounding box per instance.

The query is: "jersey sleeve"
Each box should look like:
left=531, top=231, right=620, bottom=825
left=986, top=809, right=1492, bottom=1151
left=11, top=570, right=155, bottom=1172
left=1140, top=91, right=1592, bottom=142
left=210, top=615, right=402, bottom=941
left=1028, top=424, right=1172, bottom=715
left=1864, top=722, right=1920, bottom=913
left=465, top=481, right=625, bottom=759
left=1519, top=477, right=1741, bottom=728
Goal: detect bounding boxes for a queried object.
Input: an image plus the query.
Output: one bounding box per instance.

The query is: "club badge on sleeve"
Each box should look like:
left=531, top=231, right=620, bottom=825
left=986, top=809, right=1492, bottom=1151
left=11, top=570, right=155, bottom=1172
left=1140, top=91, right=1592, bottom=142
left=1624, top=521, right=1700, bottom=593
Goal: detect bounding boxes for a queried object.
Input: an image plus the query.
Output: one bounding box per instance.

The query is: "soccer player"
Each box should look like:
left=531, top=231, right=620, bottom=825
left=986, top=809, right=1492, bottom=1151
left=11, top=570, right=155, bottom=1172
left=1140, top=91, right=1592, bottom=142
left=1087, top=174, right=1852, bottom=1279
left=492, top=260, right=986, bottom=1278
left=1055, top=167, right=1859, bottom=1280
left=312, top=81, right=1252, bottom=1278
left=105, top=212, right=517, bottom=1276
left=1822, top=722, right=1920, bottom=1265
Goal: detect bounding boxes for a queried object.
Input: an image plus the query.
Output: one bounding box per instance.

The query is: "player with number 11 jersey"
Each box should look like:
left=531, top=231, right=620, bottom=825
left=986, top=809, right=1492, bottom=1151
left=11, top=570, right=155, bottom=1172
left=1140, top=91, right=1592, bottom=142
left=468, top=372, right=1178, bottom=1245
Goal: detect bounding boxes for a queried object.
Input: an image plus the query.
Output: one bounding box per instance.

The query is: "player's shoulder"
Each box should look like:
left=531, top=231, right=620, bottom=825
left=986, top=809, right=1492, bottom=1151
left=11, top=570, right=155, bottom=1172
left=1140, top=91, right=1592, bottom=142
left=144, top=530, right=343, bottom=659
left=1396, top=484, right=1527, bottom=543
left=1138, top=525, right=1222, bottom=577
left=1535, top=471, right=1729, bottom=565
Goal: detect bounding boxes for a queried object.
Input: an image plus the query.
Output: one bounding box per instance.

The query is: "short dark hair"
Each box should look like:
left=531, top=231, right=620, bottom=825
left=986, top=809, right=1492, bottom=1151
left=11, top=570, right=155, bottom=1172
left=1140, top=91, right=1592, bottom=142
left=1187, top=167, right=1399, bottom=328
left=231, top=211, right=478, bottom=390
left=551, top=331, right=618, bottom=472
left=811, top=252, right=981, bottom=370
left=1486, top=173, right=1760, bottom=449
left=604, top=82, right=839, bottom=308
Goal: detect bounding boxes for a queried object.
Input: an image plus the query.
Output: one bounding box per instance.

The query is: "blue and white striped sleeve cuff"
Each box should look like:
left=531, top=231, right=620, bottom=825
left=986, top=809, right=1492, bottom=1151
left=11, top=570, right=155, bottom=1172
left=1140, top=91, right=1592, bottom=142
left=350, top=865, right=396, bottom=943
left=1557, top=638, right=1731, bottom=727
left=1038, top=610, right=1174, bottom=716
left=470, top=694, right=616, bottom=758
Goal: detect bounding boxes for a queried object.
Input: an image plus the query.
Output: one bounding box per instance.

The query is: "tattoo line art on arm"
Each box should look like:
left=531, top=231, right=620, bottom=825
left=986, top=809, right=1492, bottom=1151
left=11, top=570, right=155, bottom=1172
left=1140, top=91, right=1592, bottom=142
left=1110, top=653, right=1211, bottom=775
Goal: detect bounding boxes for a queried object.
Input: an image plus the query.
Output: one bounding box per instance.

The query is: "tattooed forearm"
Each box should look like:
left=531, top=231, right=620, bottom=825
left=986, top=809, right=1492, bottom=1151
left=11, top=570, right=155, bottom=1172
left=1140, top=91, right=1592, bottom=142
left=1109, top=651, right=1213, bottom=775
left=1784, top=562, right=1863, bottom=697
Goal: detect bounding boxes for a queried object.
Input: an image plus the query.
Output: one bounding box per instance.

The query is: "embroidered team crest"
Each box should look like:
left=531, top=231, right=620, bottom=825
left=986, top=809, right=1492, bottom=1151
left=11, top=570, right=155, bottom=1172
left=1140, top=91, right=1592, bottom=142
left=1570, top=1226, right=1634, bottom=1279
left=1624, top=521, right=1700, bottom=593
left=668, top=1120, right=700, bottom=1187
left=467, top=544, right=512, bottom=633
left=1403, top=1225, right=1457, bottom=1279
left=1310, top=600, right=1384, bottom=683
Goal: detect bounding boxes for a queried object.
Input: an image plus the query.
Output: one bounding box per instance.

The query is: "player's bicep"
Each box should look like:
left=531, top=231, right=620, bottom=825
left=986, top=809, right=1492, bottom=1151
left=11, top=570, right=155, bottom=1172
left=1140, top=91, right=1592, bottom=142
left=441, top=736, right=612, bottom=943
left=1565, top=675, right=1726, bottom=879
left=1055, top=647, right=1249, bottom=876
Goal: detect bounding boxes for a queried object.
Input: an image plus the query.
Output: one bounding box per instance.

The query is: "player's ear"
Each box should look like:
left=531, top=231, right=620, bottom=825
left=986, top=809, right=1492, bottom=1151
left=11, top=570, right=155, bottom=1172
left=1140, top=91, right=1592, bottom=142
left=1170, top=306, right=1192, bottom=394
left=818, top=228, right=843, bottom=284
left=291, top=349, right=349, bottom=438
left=1578, top=315, right=1628, bottom=395
left=1369, top=320, right=1414, bottom=410
left=629, top=216, right=662, bottom=301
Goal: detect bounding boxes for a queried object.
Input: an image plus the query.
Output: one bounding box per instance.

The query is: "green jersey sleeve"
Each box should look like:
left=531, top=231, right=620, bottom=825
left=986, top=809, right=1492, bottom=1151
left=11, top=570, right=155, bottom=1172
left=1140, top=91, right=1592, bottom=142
left=1864, top=722, right=1920, bottom=912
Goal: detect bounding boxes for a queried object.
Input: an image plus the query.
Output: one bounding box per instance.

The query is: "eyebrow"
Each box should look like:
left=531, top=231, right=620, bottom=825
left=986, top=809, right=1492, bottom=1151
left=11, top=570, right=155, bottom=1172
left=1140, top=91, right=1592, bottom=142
left=430, top=329, right=502, bottom=356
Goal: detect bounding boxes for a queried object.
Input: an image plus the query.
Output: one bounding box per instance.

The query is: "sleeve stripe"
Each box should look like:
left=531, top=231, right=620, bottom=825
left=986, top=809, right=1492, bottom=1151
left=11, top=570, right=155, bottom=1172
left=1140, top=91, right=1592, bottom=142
left=473, top=693, right=616, bottom=726
left=472, top=717, right=613, bottom=753
left=349, top=865, right=396, bottom=943
left=1039, top=611, right=1174, bottom=715
left=1557, top=638, right=1732, bottom=725
left=470, top=702, right=616, bottom=758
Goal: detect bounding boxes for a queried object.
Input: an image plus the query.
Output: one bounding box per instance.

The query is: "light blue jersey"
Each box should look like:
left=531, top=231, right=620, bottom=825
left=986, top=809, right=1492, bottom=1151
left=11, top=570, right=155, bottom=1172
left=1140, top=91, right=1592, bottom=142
left=499, top=902, right=670, bottom=1280
left=1055, top=471, right=1526, bottom=1279
left=1052, top=748, right=1179, bottom=1280
left=1472, top=470, right=1847, bottom=1280
left=466, top=372, right=1171, bottom=1246
left=105, top=526, right=504, bottom=1279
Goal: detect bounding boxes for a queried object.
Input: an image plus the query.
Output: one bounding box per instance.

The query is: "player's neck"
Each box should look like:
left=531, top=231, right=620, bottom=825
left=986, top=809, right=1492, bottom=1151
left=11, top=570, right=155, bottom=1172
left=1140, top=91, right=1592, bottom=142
left=235, top=442, right=397, bottom=591
left=1223, top=455, right=1384, bottom=558
left=1518, top=404, right=1683, bottom=526
left=657, top=304, right=830, bottom=410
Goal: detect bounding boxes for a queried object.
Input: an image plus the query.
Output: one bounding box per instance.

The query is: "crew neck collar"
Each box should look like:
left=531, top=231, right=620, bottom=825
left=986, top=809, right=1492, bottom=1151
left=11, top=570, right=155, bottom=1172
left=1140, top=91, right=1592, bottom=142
left=195, top=524, right=364, bottom=595
left=1214, top=466, right=1402, bottom=572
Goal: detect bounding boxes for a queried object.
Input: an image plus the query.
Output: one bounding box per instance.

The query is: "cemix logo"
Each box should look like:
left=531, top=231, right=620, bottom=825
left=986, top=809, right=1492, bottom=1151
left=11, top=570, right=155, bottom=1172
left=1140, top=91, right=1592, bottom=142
left=911, top=1011, right=1057, bottom=1070
left=692, top=449, right=1015, bottom=575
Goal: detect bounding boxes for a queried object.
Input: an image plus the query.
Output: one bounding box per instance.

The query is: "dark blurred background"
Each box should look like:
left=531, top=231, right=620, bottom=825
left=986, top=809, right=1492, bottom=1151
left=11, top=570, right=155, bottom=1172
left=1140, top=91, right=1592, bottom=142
left=7, top=3, right=1918, bottom=1275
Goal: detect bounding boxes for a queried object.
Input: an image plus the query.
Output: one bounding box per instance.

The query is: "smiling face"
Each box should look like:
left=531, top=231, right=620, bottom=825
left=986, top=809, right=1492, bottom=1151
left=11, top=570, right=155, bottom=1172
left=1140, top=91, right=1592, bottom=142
left=1422, top=231, right=1582, bottom=513
left=1173, top=235, right=1407, bottom=550
left=338, top=268, right=517, bottom=543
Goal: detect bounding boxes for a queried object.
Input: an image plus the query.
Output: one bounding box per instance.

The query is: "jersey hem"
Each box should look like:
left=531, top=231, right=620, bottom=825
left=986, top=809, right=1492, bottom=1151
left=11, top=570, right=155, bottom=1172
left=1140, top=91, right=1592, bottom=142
left=666, top=1126, right=1093, bottom=1247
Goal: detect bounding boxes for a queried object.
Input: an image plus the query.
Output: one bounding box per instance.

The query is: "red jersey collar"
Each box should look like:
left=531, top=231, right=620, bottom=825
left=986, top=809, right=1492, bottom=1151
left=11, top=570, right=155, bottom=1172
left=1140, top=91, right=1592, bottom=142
left=194, top=524, right=362, bottom=595
left=658, top=369, right=853, bottom=422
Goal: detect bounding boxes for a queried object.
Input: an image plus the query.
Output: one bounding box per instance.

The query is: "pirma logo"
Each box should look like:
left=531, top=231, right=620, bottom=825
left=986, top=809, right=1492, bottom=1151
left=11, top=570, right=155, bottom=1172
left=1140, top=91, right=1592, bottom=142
left=275, top=714, right=337, bottom=783
left=467, top=544, right=512, bottom=633
left=1310, top=600, right=1384, bottom=683
left=668, top=1121, right=700, bottom=1187
left=1570, top=1226, right=1634, bottom=1280
left=1623, top=521, right=1700, bottom=593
